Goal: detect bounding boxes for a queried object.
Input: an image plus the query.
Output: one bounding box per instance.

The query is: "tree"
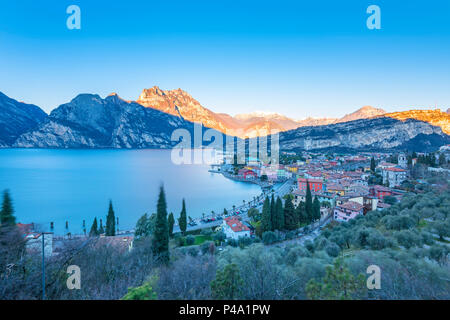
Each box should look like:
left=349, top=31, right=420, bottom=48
left=274, top=197, right=284, bottom=230
left=306, top=259, right=366, bottom=300
left=296, top=201, right=306, bottom=225
left=105, top=200, right=116, bottom=236
left=438, top=153, right=446, bottom=166
left=383, top=195, right=397, bottom=205
left=178, top=199, right=187, bottom=235
left=98, top=219, right=105, bottom=235
left=210, top=263, right=243, bottom=300
left=431, top=220, right=450, bottom=241
left=261, top=197, right=272, bottom=233
left=135, top=213, right=150, bottom=238
left=247, top=208, right=260, bottom=222
left=305, top=181, right=313, bottom=223
left=284, top=198, right=297, bottom=230
left=122, top=275, right=158, bottom=300
left=313, top=197, right=321, bottom=221
left=0, top=190, right=15, bottom=226
left=370, top=157, right=376, bottom=172
left=168, top=212, right=175, bottom=238
left=153, top=185, right=170, bottom=263
left=262, top=231, right=278, bottom=245
left=270, top=194, right=276, bottom=231
left=89, top=217, right=99, bottom=237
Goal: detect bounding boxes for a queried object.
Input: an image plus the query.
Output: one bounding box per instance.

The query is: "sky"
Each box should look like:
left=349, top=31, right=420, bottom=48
left=0, top=0, right=450, bottom=118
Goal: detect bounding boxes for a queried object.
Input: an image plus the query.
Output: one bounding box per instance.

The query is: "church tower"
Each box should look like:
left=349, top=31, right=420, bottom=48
left=398, top=152, right=407, bottom=168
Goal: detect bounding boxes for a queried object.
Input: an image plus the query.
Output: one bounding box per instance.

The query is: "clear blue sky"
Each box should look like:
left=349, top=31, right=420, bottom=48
left=1, top=0, right=450, bottom=118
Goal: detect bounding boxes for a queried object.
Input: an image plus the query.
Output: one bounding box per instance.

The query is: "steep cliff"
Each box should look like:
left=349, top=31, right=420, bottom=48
left=14, top=93, right=195, bottom=148
left=278, top=117, right=449, bottom=152
left=0, top=91, right=48, bottom=146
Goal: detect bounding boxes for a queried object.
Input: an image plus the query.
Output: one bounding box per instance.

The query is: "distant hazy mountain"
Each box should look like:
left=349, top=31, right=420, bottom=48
left=336, top=106, right=386, bottom=123
left=14, top=93, right=211, bottom=148
left=137, top=87, right=392, bottom=138
left=0, top=91, right=48, bottom=146
left=2, top=87, right=449, bottom=151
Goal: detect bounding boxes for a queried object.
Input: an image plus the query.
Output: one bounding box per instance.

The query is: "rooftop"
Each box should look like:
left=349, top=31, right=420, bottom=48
left=337, top=201, right=364, bottom=212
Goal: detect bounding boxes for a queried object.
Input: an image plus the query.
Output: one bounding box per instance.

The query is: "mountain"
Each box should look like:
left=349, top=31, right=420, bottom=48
left=137, top=86, right=234, bottom=134
left=0, top=91, right=48, bottom=146
left=14, top=93, right=206, bottom=148
left=385, top=109, right=450, bottom=135
left=137, top=87, right=311, bottom=137
left=137, top=88, right=394, bottom=138
left=278, top=116, right=449, bottom=152
left=336, top=106, right=386, bottom=123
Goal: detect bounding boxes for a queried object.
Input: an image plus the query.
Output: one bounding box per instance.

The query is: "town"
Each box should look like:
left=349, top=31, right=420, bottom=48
left=6, top=144, right=450, bottom=260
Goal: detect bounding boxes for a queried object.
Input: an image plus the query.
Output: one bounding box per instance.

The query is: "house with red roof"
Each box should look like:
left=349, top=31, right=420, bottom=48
left=222, top=217, right=250, bottom=240
left=298, top=178, right=323, bottom=193
left=334, top=201, right=364, bottom=222
left=369, top=185, right=393, bottom=200
left=382, top=167, right=407, bottom=187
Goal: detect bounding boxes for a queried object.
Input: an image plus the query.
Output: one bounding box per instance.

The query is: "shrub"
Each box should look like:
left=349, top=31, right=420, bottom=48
left=262, top=231, right=278, bottom=245
left=186, top=235, right=195, bottom=246
left=325, top=243, right=341, bottom=257
left=175, top=236, right=185, bottom=247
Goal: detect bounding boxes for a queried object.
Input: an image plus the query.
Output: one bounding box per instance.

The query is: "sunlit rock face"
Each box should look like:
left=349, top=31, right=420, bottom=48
left=0, top=91, right=48, bottom=146
left=278, top=116, right=450, bottom=152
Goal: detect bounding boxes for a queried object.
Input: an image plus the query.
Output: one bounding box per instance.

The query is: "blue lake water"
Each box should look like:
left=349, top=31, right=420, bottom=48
left=0, top=149, right=261, bottom=235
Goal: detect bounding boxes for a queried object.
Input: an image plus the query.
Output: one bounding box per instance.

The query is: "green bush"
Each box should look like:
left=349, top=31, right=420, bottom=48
left=186, top=235, right=195, bottom=245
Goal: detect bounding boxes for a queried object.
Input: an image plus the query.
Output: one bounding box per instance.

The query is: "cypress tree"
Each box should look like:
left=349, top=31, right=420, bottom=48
left=296, top=201, right=306, bottom=225
left=89, top=217, right=98, bottom=237
left=370, top=157, right=376, bottom=172
left=313, top=197, right=321, bottom=221
left=270, top=194, right=276, bottom=231
left=153, top=185, right=169, bottom=263
left=305, top=181, right=313, bottom=223
left=106, top=200, right=116, bottom=236
left=284, top=198, right=297, bottom=230
left=98, top=219, right=105, bottom=234
left=0, top=190, right=15, bottom=226
left=178, top=199, right=187, bottom=235
left=168, top=212, right=175, bottom=238
left=261, top=196, right=272, bottom=233
left=275, top=197, right=284, bottom=230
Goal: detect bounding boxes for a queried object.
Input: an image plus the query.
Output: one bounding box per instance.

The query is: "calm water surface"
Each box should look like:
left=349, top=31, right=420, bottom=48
left=0, top=149, right=261, bottom=234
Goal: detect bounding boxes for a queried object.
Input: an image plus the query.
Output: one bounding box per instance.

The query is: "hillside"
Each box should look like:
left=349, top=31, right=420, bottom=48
left=0, top=91, right=48, bottom=146
left=13, top=93, right=202, bottom=148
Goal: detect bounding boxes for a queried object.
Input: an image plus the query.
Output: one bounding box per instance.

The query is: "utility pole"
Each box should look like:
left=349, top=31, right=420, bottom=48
left=41, top=232, right=52, bottom=300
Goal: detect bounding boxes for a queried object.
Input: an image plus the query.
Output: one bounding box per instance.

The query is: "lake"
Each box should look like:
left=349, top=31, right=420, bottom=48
left=0, top=149, right=262, bottom=235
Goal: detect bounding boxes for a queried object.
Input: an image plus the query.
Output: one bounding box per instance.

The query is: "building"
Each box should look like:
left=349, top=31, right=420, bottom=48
left=238, top=169, right=257, bottom=180
left=398, top=153, right=408, bottom=169
left=25, top=232, right=54, bottom=257
left=298, top=178, right=323, bottom=193
left=292, top=190, right=336, bottom=207
left=382, top=167, right=407, bottom=187
left=326, top=183, right=345, bottom=196
left=222, top=217, right=251, bottom=240
left=334, top=201, right=364, bottom=222
left=369, top=185, right=393, bottom=200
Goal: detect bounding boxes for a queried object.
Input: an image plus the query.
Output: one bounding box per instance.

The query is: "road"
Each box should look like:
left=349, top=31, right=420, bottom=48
left=173, top=178, right=295, bottom=233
